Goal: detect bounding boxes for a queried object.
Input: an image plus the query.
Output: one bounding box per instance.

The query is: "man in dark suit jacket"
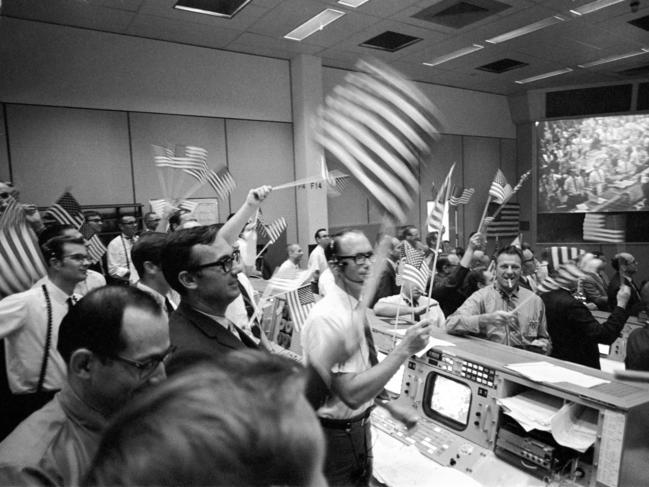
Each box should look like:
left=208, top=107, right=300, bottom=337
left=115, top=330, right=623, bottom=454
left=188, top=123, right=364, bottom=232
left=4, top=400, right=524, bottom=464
left=542, top=282, right=631, bottom=369
left=607, top=253, right=642, bottom=315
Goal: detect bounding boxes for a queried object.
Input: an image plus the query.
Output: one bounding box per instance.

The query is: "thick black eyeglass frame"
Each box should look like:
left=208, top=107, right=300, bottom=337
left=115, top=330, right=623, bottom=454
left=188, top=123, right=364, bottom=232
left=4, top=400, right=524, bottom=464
left=191, top=250, right=241, bottom=273
left=336, top=251, right=375, bottom=265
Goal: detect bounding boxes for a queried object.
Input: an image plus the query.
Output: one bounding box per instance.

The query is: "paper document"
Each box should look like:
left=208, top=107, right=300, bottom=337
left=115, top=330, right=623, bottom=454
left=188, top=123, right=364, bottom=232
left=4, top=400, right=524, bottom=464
left=497, top=390, right=563, bottom=432
left=415, top=337, right=456, bottom=357
left=505, top=361, right=609, bottom=388
left=550, top=403, right=598, bottom=452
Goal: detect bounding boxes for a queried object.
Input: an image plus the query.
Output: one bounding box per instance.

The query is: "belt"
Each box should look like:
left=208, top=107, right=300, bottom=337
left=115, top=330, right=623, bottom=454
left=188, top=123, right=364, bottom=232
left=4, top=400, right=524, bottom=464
left=319, top=406, right=374, bottom=430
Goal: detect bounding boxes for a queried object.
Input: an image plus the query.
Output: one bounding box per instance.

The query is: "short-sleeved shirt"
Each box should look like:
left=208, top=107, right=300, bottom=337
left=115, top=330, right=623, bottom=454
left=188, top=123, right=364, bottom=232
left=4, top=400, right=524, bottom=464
left=301, top=285, right=373, bottom=419
left=375, top=294, right=446, bottom=329
left=307, top=245, right=328, bottom=276
left=446, top=284, right=548, bottom=348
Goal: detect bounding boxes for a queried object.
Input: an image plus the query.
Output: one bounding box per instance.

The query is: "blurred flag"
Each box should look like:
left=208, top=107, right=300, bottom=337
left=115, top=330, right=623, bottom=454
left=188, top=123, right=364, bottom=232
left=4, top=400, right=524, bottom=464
left=178, top=199, right=199, bottom=213
left=547, top=246, right=584, bottom=273
left=314, top=58, right=442, bottom=223
left=0, top=198, right=47, bottom=298
left=486, top=202, right=520, bottom=238
left=205, top=168, right=236, bottom=201
left=449, top=187, right=474, bottom=206
left=583, top=213, right=625, bottom=243
left=266, top=268, right=311, bottom=296
left=265, top=217, right=287, bottom=244
left=45, top=192, right=106, bottom=263
left=537, top=263, right=584, bottom=293
left=286, top=284, right=315, bottom=332
left=152, top=144, right=209, bottom=182
left=488, top=169, right=512, bottom=204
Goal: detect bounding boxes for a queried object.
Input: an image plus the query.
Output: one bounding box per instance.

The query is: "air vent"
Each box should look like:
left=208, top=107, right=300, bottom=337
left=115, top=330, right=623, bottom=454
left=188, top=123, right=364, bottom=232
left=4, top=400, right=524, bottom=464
left=476, top=58, right=528, bottom=73
left=360, top=31, right=422, bottom=52
left=617, top=63, right=649, bottom=77
left=174, top=0, right=252, bottom=18
left=412, top=0, right=511, bottom=29
left=628, top=14, right=649, bottom=31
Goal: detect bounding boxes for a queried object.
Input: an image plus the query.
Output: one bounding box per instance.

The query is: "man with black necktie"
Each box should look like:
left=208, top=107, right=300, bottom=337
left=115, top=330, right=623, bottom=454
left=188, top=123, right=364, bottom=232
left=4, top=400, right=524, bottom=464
left=301, top=230, right=431, bottom=486
left=106, top=215, right=139, bottom=285
left=607, top=252, right=643, bottom=315
left=131, top=232, right=180, bottom=315
left=0, top=235, right=88, bottom=440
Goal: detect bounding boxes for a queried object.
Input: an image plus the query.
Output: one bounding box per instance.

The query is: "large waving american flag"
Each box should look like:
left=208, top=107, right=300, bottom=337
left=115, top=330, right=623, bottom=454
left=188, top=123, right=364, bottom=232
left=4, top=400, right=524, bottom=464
left=315, top=58, right=442, bottom=223
left=0, top=198, right=47, bottom=298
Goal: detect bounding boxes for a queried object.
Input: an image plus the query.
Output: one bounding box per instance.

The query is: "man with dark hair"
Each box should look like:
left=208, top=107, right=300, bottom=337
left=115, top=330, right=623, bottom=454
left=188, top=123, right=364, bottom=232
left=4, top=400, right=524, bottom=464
left=0, top=286, right=170, bottom=486
left=131, top=232, right=179, bottom=315
left=446, top=246, right=549, bottom=350
left=106, top=215, right=139, bottom=285
left=301, top=229, right=431, bottom=486
left=0, top=235, right=89, bottom=439
left=308, top=228, right=330, bottom=293
left=608, top=252, right=642, bottom=315
left=86, top=351, right=326, bottom=487
left=162, top=225, right=259, bottom=357
left=625, top=282, right=649, bottom=371
left=142, top=212, right=161, bottom=233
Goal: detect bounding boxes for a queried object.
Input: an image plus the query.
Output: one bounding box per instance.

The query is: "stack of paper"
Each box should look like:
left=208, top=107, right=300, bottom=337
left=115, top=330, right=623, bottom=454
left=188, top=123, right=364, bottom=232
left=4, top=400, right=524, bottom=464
left=505, top=361, right=610, bottom=388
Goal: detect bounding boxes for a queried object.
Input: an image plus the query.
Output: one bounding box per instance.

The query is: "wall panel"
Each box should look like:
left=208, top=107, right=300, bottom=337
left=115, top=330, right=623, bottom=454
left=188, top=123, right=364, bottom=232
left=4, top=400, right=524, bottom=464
left=463, top=137, right=501, bottom=235
left=0, top=105, right=10, bottom=182
left=225, top=120, right=297, bottom=243
left=129, top=112, right=228, bottom=219
left=6, top=105, right=132, bottom=206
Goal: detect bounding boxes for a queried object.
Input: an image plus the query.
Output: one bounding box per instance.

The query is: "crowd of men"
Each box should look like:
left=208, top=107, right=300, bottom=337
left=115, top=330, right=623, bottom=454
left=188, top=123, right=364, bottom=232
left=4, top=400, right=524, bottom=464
left=1, top=178, right=649, bottom=486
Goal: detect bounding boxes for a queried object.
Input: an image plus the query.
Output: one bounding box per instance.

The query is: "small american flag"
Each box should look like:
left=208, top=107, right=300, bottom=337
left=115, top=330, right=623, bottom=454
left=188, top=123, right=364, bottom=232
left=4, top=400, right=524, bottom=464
left=45, top=192, right=106, bottom=264
left=537, top=263, right=584, bottom=293
left=427, top=165, right=454, bottom=232
left=0, top=198, right=47, bottom=298
left=489, top=169, right=512, bottom=204
left=486, top=202, right=520, bottom=238
left=205, top=168, right=236, bottom=201
left=449, top=187, right=474, bottom=206
left=266, top=268, right=311, bottom=296
left=547, top=246, right=584, bottom=273
left=286, top=284, right=315, bottom=332
left=264, top=217, right=287, bottom=244
left=399, top=241, right=429, bottom=291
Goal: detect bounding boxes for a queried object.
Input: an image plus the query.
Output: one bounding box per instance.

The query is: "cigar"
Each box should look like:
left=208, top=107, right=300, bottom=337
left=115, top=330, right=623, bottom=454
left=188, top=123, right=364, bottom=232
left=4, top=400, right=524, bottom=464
left=508, top=278, right=512, bottom=288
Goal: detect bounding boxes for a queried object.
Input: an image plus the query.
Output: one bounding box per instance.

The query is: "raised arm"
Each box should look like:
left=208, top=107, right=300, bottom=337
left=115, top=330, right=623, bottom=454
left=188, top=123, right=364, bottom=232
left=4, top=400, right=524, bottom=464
left=218, top=186, right=272, bottom=245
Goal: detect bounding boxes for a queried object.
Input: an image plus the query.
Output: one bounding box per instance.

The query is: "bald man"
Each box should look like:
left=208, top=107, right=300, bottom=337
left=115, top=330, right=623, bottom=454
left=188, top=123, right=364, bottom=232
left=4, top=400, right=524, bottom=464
left=277, top=244, right=304, bottom=274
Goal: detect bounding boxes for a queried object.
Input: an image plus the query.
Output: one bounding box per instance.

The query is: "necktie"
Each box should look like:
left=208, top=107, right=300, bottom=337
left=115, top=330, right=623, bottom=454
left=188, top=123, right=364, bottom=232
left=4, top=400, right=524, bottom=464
left=237, top=281, right=255, bottom=320
left=164, top=297, right=174, bottom=315
left=363, top=315, right=378, bottom=366
left=66, top=296, right=76, bottom=311
left=227, top=320, right=242, bottom=341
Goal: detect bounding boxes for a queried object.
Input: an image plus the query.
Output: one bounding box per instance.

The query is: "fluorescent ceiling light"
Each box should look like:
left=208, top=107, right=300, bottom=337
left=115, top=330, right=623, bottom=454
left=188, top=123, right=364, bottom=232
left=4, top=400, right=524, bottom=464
left=485, top=15, right=566, bottom=44
left=578, top=48, right=649, bottom=68
left=338, top=0, right=369, bottom=7
left=284, top=9, right=345, bottom=41
left=174, top=0, right=252, bottom=18
left=515, top=68, right=573, bottom=84
left=569, top=0, right=625, bottom=16
left=423, top=44, right=484, bottom=67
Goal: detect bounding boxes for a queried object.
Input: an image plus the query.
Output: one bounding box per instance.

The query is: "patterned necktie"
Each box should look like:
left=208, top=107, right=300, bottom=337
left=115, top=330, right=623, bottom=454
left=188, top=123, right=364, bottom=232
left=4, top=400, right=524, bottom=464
left=363, top=315, right=378, bottom=366
left=237, top=281, right=255, bottom=320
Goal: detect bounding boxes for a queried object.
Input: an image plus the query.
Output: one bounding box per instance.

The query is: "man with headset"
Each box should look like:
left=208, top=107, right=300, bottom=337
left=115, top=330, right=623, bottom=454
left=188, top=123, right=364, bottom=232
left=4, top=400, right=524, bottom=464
left=301, top=230, right=431, bottom=486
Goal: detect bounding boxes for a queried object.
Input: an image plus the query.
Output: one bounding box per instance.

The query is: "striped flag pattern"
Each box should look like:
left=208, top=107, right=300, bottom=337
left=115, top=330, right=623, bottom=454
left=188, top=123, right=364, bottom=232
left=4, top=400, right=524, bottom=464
left=449, top=187, right=474, bottom=206
left=536, top=263, right=585, bottom=293
left=45, top=192, right=106, bottom=264
left=266, top=268, right=311, bottom=296
left=286, top=284, right=315, bottom=332
left=547, top=246, right=584, bottom=273
left=264, top=217, right=287, bottom=244
left=205, top=168, right=236, bottom=201
left=178, top=199, right=199, bottom=213
left=486, top=202, right=520, bottom=238
left=399, top=241, right=429, bottom=291
left=427, top=165, right=454, bottom=232
left=0, top=198, right=47, bottom=298
left=315, top=58, right=442, bottom=223
left=489, top=169, right=512, bottom=204
left=583, top=213, right=625, bottom=243
left=152, top=144, right=209, bottom=182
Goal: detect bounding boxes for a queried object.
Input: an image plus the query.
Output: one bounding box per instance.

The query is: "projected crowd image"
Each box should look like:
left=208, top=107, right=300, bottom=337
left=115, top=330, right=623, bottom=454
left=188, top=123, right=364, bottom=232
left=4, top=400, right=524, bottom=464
left=537, top=114, right=649, bottom=213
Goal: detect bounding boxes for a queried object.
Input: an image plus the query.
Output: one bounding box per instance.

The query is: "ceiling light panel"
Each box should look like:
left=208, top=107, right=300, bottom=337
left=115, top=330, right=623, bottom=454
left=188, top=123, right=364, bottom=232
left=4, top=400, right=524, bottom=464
left=515, top=68, right=573, bottom=84
left=423, top=44, right=484, bottom=67
left=485, top=15, right=566, bottom=44
left=174, top=0, right=253, bottom=18
left=569, top=0, right=625, bottom=16
left=284, top=9, right=345, bottom=41
left=337, top=0, right=370, bottom=7
left=578, top=48, right=649, bottom=68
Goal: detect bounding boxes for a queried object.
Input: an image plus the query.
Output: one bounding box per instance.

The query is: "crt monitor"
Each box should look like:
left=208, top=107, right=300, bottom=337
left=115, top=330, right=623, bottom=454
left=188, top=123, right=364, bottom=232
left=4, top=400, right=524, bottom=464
left=422, top=372, right=472, bottom=431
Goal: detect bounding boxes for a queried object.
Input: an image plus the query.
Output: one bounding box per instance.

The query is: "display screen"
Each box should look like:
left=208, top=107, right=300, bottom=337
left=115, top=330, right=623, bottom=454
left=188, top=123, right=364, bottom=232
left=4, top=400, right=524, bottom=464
left=423, top=373, right=472, bottom=430
left=537, top=114, right=649, bottom=213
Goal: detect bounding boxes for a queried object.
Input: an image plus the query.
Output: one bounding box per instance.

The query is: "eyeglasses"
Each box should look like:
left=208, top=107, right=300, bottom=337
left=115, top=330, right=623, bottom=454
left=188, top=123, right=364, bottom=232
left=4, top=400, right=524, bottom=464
left=121, top=221, right=138, bottom=225
left=62, top=254, right=91, bottom=263
left=112, top=345, right=176, bottom=378
left=337, top=251, right=375, bottom=265
left=192, top=250, right=241, bottom=274
left=87, top=218, right=102, bottom=223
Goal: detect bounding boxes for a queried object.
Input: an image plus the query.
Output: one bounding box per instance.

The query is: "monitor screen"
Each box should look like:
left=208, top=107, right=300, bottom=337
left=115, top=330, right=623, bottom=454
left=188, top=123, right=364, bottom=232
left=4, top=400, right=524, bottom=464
left=537, top=114, right=649, bottom=213
left=423, top=373, right=471, bottom=430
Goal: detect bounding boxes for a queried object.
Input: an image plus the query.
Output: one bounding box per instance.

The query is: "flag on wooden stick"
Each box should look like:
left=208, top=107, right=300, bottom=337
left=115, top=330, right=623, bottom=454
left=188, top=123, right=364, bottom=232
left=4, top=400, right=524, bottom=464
left=286, top=284, right=315, bottom=332
left=488, top=169, right=512, bottom=204
left=449, top=187, right=474, bottom=206
left=314, top=58, right=442, bottom=223
left=427, top=164, right=454, bottom=232
left=205, top=168, right=236, bottom=201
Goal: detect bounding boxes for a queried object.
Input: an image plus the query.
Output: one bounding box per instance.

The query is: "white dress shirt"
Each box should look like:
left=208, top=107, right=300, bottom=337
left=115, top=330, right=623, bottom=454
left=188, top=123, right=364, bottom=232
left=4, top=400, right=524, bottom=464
left=107, top=234, right=139, bottom=284
left=0, top=277, right=77, bottom=393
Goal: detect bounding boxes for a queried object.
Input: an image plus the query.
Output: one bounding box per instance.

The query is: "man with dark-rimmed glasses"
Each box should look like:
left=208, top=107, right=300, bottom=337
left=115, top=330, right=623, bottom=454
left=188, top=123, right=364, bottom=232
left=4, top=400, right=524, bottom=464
left=0, top=285, right=171, bottom=486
